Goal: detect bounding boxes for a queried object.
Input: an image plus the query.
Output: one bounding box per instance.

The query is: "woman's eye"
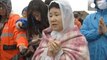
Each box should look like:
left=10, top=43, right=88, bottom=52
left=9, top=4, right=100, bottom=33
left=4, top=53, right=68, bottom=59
left=49, top=15, right=52, bottom=17
left=55, top=14, right=59, bottom=16
left=56, top=14, right=58, bottom=16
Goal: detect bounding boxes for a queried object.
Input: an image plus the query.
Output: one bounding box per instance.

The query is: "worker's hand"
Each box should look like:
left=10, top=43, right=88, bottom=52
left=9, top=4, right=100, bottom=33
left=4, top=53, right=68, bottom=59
left=24, top=46, right=35, bottom=56
left=19, top=45, right=27, bottom=55
left=16, top=21, right=22, bottom=29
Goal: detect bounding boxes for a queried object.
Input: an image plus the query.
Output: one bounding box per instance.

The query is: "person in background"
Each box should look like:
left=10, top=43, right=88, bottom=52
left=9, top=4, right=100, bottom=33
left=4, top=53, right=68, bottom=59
left=0, top=0, right=28, bottom=60
left=74, top=13, right=82, bottom=29
left=21, top=6, right=27, bottom=18
left=32, top=0, right=90, bottom=60
left=74, top=18, right=82, bottom=29
left=80, top=0, right=107, bottom=60
left=16, top=7, right=28, bottom=30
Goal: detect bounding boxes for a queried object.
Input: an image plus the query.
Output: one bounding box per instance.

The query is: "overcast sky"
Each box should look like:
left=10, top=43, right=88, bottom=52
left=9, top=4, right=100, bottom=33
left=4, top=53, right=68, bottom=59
left=11, top=0, right=96, bottom=16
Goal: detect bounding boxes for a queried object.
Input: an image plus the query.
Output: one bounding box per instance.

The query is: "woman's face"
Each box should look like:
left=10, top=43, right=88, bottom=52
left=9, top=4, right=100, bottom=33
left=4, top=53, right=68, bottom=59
left=22, top=11, right=27, bottom=18
left=49, top=7, right=63, bottom=32
left=0, top=4, right=6, bottom=16
left=32, top=11, right=41, bottom=21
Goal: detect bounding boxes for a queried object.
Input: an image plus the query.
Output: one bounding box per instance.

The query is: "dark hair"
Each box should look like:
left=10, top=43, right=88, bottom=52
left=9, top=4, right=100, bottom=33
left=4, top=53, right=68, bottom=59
left=45, top=0, right=53, bottom=5
left=74, top=13, right=79, bottom=18
left=49, top=2, right=60, bottom=10
left=27, top=0, right=49, bottom=40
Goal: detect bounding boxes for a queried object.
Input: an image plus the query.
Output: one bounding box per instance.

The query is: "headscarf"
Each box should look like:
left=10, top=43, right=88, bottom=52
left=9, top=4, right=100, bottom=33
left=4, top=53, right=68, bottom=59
left=48, top=0, right=74, bottom=40
left=48, top=0, right=74, bottom=33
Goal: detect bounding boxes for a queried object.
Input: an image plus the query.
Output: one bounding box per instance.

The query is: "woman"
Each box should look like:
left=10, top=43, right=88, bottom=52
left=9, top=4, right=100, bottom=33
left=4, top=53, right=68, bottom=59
left=27, top=0, right=49, bottom=40
left=80, top=0, right=107, bottom=60
left=32, top=0, right=90, bottom=60
left=16, top=0, right=49, bottom=59
left=27, top=0, right=49, bottom=59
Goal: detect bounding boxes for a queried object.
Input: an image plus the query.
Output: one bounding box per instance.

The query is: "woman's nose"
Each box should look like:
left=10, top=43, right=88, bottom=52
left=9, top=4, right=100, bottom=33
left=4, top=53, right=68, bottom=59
left=51, top=16, right=56, bottom=22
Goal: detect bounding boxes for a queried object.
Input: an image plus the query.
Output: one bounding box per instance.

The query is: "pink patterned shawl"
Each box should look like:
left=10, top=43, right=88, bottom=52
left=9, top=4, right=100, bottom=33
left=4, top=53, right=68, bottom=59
left=32, top=26, right=90, bottom=60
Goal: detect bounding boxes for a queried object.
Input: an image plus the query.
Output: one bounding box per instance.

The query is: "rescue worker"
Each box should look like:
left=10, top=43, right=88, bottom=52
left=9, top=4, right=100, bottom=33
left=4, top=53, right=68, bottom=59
left=0, top=0, right=28, bottom=60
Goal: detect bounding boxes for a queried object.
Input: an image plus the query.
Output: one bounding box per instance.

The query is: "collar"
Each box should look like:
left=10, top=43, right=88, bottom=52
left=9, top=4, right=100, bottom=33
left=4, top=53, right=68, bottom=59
left=97, top=8, right=107, bottom=15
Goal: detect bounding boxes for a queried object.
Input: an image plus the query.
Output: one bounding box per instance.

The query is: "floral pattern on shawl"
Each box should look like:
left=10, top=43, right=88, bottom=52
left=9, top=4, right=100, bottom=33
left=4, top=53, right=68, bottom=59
left=32, top=26, right=89, bottom=60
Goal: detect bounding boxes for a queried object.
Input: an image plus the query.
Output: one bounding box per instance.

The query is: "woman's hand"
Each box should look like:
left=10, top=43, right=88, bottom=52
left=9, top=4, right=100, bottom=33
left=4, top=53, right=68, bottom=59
left=19, top=45, right=27, bottom=55
left=47, top=39, right=61, bottom=57
left=29, top=35, right=41, bottom=45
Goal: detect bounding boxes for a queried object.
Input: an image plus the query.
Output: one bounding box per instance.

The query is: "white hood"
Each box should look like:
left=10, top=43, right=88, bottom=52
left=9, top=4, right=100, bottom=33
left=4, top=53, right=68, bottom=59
left=48, top=0, right=74, bottom=33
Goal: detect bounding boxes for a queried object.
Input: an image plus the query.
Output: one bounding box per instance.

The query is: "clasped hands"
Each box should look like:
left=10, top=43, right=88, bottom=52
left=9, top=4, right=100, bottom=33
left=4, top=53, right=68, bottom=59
left=98, top=17, right=107, bottom=35
left=47, top=38, right=61, bottom=57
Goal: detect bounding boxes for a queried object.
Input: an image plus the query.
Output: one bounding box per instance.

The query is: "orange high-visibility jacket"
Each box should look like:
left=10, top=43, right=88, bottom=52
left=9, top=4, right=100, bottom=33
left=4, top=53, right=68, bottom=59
left=0, top=14, right=28, bottom=60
